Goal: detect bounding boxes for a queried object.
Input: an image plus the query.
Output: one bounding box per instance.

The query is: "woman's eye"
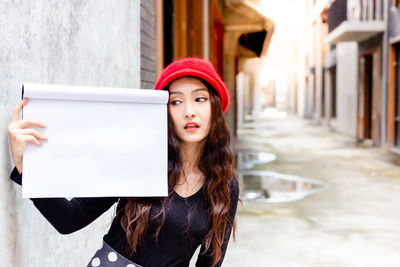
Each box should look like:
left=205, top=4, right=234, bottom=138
left=195, top=97, right=208, bottom=102
left=170, top=99, right=182, bottom=105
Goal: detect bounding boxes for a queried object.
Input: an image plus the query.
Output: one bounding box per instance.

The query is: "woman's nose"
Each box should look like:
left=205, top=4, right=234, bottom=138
left=184, top=103, right=195, bottom=118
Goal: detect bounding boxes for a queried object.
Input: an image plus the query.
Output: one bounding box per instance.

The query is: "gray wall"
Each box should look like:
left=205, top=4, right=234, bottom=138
left=389, top=1, right=400, bottom=40
left=1, top=1, right=142, bottom=266
left=336, top=42, right=358, bottom=137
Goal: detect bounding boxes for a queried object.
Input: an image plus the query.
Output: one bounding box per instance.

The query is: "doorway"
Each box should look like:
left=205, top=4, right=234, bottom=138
left=357, top=48, right=381, bottom=144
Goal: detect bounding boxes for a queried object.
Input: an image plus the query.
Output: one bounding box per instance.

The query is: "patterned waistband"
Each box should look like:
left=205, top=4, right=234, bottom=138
left=87, top=241, right=142, bottom=267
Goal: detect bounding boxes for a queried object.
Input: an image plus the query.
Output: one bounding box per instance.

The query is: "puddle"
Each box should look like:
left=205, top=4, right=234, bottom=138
left=239, top=170, right=328, bottom=203
left=236, top=151, right=277, bottom=169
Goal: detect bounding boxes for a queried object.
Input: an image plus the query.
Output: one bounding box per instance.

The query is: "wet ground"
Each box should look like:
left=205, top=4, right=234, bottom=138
left=222, top=115, right=400, bottom=267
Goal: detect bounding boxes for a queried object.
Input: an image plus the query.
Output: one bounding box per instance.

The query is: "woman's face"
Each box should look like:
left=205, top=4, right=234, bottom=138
left=168, top=77, right=211, bottom=145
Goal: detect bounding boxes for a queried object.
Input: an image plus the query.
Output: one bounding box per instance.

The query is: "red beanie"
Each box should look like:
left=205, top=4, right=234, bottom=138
left=154, top=57, right=230, bottom=112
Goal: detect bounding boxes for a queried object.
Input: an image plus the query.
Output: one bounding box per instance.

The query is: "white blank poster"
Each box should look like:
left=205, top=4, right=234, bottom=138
left=21, top=83, right=169, bottom=198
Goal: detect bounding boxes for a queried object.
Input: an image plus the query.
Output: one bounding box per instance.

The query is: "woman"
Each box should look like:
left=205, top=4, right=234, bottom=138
left=8, top=57, right=239, bottom=267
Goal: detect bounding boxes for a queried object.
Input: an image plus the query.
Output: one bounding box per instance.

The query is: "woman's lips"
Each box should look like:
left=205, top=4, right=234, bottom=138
left=184, top=122, right=200, bottom=132
left=185, top=126, right=198, bottom=132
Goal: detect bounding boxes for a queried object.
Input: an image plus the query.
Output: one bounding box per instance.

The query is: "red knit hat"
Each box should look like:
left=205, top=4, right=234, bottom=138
left=154, top=57, right=230, bottom=112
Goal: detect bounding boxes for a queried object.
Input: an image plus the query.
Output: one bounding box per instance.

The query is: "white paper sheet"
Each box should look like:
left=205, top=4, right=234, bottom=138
left=21, top=83, right=169, bottom=198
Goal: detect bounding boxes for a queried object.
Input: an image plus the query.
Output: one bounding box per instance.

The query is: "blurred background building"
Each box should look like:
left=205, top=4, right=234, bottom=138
left=294, top=0, right=400, bottom=155
left=301, top=0, right=387, bottom=146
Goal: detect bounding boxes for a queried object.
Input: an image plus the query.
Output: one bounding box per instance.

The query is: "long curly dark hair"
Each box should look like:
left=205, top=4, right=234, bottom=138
left=120, top=78, right=236, bottom=266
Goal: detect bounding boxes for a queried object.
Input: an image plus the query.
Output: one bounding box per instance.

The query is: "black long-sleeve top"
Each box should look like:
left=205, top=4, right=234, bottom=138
left=10, top=168, right=239, bottom=267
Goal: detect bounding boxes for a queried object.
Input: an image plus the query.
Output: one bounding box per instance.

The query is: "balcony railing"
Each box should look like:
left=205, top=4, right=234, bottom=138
left=348, top=0, right=384, bottom=21
left=327, top=0, right=347, bottom=33
left=327, top=0, right=384, bottom=33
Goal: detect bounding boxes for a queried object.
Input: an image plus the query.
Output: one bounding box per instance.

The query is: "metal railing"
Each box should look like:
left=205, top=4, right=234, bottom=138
left=327, top=0, right=347, bottom=33
left=327, top=0, right=384, bottom=33
left=349, top=0, right=384, bottom=21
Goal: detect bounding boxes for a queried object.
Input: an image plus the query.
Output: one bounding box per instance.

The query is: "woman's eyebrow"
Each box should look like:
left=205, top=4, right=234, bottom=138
left=169, top=91, right=183, bottom=95
left=191, top=88, right=208, bottom=93
left=169, top=88, right=208, bottom=95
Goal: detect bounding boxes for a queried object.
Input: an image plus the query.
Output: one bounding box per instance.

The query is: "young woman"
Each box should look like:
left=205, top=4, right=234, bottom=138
left=8, top=57, right=239, bottom=267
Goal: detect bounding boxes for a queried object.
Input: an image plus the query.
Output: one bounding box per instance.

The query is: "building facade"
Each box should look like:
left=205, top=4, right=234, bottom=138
left=388, top=0, right=400, bottom=154
left=301, top=0, right=390, bottom=148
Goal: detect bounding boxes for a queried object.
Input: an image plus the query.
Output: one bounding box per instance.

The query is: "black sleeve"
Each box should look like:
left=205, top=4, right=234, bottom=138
left=196, top=176, right=240, bottom=267
left=10, top=167, right=22, bottom=185
left=10, top=167, right=119, bottom=235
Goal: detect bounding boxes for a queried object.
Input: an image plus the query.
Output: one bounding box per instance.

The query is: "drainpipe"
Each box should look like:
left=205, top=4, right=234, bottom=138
left=381, top=0, right=389, bottom=148
left=203, top=0, right=209, bottom=60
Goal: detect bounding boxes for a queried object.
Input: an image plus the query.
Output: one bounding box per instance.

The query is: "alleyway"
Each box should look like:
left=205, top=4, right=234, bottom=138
left=224, top=115, right=400, bottom=267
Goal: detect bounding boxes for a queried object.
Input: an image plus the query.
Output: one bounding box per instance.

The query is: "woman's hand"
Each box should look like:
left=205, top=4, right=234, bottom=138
left=8, top=98, right=48, bottom=173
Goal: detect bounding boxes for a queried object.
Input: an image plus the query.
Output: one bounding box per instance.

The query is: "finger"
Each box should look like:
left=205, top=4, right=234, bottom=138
left=17, top=119, right=47, bottom=129
left=20, top=129, right=48, bottom=140
left=11, top=98, right=29, bottom=122
left=24, top=135, right=42, bottom=146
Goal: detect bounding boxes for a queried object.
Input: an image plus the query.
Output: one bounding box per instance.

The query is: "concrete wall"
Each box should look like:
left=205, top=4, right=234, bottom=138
left=324, top=68, right=334, bottom=127
left=294, top=0, right=309, bottom=118
left=305, top=74, right=315, bottom=118
left=314, top=17, right=323, bottom=121
left=336, top=42, right=358, bottom=137
left=241, top=57, right=264, bottom=117
left=389, top=2, right=400, bottom=40
left=236, top=72, right=245, bottom=130
left=1, top=1, right=141, bottom=266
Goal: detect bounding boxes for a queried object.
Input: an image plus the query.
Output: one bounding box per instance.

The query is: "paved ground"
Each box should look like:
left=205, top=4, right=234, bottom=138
left=222, top=115, right=400, bottom=267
